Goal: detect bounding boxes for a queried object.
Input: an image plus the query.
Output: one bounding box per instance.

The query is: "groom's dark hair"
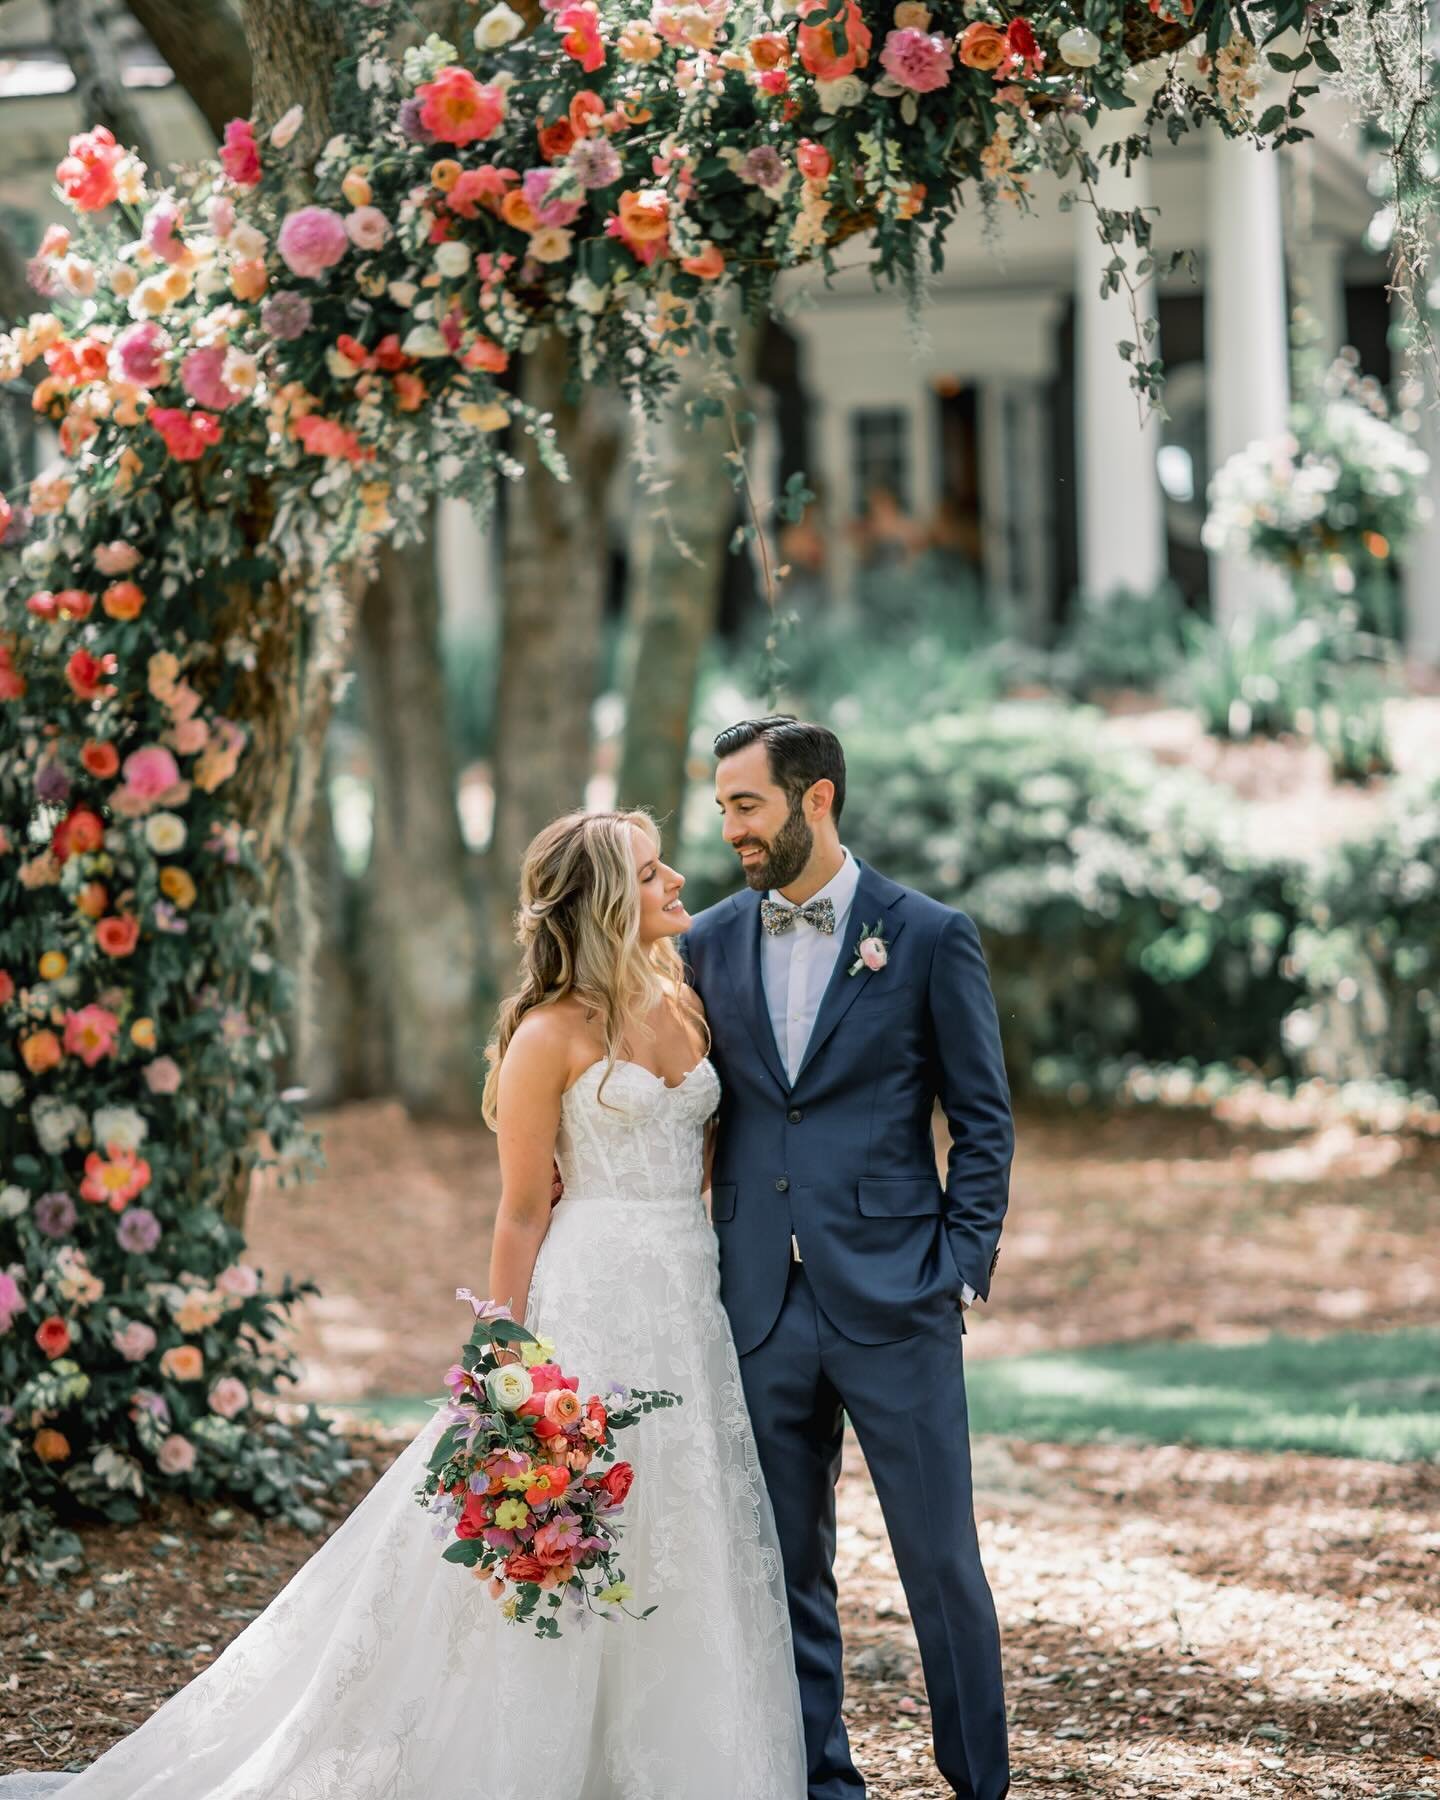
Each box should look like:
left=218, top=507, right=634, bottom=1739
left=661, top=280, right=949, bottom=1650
left=712, top=716, right=847, bottom=823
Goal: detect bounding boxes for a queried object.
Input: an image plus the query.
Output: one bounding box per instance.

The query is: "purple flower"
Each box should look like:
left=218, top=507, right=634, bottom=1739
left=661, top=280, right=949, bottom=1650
left=35, top=762, right=71, bottom=804
left=34, top=1191, right=77, bottom=1238
left=741, top=145, right=786, bottom=191
left=568, top=138, right=622, bottom=190
left=261, top=290, right=313, bottom=341
left=117, top=1207, right=162, bottom=1254
left=398, top=97, right=436, bottom=144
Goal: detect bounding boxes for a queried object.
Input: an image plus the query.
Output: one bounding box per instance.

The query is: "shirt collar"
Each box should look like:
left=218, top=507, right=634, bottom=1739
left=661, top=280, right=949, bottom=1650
left=768, top=846, right=859, bottom=920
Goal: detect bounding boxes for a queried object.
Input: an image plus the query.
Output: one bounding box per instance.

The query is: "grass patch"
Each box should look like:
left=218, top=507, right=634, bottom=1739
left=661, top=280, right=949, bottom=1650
left=965, top=1328, right=1440, bottom=1461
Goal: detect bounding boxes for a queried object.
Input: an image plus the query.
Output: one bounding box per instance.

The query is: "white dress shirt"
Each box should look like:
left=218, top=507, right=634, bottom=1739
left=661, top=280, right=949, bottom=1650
left=759, top=848, right=976, bottom=1309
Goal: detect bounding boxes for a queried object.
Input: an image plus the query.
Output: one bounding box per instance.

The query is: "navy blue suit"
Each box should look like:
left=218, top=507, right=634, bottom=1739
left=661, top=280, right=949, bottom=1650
left=684, top=859, right=1012, bottom=1799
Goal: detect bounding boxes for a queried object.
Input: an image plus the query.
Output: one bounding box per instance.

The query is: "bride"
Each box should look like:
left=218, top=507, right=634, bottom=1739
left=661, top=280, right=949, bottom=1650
left=1, top=809, right=807, bottom=1800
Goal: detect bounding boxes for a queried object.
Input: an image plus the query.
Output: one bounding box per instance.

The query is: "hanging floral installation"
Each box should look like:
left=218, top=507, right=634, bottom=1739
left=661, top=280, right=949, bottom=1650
left=0, top=0, right=1408, bottom=1574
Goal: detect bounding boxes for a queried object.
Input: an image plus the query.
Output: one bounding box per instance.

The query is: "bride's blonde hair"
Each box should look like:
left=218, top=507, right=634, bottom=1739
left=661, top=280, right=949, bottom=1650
left=482, top=809, right=693, bottom=1126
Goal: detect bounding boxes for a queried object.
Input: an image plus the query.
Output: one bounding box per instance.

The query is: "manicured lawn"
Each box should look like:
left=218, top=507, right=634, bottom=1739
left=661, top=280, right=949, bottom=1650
left=964, top=1327, right=1440, bottom=1461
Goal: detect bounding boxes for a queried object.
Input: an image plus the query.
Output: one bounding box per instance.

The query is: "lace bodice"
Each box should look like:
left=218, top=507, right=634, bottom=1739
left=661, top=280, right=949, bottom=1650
left=555, top=1057, right=719, bottom=1206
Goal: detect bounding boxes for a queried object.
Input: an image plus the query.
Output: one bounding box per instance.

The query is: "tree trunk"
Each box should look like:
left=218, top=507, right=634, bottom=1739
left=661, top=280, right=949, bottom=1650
left=240, top=0, right=345, bottom=154
left=615, top=336, right=757, bottom=831
left=123, top=0, right=253, bottom=138
left=0, top=219, right=36, bottom=328
left=355, top=515, right=487, bottom=1119
left=488, top=332, right=621, bottom=944
left=49, top=0, right=163, bottom=171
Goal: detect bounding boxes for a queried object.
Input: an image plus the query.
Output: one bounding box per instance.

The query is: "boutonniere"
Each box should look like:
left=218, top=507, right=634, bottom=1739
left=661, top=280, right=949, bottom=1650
left=847, top=920, right=890, bottom=977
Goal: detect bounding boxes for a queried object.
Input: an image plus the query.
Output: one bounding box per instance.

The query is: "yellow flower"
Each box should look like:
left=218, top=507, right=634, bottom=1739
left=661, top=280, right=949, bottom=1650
left=457, top=400, right=511, bottom=433
left=38, top=951, right=67, bottom=981
left=160, top=867, right=197, bottom=909
left=494, top=1497, right=530, bottom=1531
left=131, top=1017, right=157, bottom=1049
left=597, top=1581, right=633, bottom=1606
left=520, top=1335, right=555, bottom=1369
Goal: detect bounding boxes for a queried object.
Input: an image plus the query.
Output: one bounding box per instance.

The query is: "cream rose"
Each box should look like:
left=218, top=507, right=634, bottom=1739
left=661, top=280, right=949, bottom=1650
left=484, top=1362, right=534, bottom=1411
left=474, top=3, right=525, bottom=49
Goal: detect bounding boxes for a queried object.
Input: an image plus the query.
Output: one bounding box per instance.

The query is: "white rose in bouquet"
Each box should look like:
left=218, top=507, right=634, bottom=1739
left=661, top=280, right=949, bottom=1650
left=484, top=1363, right=534, bottom=1411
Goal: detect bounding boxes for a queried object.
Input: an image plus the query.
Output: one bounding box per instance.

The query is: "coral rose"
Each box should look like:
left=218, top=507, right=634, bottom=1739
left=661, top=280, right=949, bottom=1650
left=557, top=2, right=606, bottom=73
left=503, top=1552, right=548, bottom=1584
left=34, top=1428, right=71, bottom=1463
left=102, top=581, right=145, bottom=621
left=159, top=1344, right=204, bottom=1382
left=151, top=407, right=222, bottom=462
left=96, top=914, right=140, bottom=957
left=417, top=66, right=507, bottom=144
left=64, top=1003, right=119, bottom=1065
left=219, top=118, right=261, bottom=187
left=56, top=125, right=124, bottom=212
left=52, top=806, right=104, bottom=861
left=680, top=243, right=726, bottom=280
left=600, top=1460, right=634, bottom=1504
left=21, top=1030, right=63, bottom=1075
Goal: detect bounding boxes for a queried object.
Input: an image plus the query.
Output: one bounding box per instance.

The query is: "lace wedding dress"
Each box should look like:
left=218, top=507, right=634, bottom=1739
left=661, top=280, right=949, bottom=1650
left=0, top=1056, right=807, bottom=1800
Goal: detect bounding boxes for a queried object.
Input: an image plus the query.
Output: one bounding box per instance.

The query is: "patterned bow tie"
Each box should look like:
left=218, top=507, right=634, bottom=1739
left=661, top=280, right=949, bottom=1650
left=761, top=896, right=836, bottom=937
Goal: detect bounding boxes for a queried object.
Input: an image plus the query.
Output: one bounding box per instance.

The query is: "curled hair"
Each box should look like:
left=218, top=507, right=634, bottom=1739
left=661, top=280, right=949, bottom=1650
left=481, top=809, right=693, bottom=1126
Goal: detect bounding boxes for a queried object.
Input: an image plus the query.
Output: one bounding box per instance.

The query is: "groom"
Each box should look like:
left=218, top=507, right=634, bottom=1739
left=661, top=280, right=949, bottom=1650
left=683, top=716, right=1012, bottom=1800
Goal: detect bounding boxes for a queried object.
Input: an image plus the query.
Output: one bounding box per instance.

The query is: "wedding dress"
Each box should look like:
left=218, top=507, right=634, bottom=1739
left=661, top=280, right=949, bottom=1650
left=0, top=1056, right=807, bottom=1800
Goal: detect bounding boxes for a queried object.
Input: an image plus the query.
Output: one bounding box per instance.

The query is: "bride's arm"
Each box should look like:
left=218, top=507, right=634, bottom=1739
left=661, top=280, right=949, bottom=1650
left=487, top=1015, right=570, bottom=1326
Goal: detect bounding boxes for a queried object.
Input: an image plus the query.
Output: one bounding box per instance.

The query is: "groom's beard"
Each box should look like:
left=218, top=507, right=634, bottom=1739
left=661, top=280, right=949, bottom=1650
left=735, top=800, right=813, bottom=892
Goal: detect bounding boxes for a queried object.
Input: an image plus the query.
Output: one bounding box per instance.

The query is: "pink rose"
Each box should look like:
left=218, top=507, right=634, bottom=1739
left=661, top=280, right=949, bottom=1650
left=207, top=1376, right=250, bottom=1418
left=526, top=1362, right=579, bottom=1395
left=113, top=1319, right=158, bottom=1361
left=181, top=346, right=242, bottom=411
left=344, top=206, right=391, bottom=251
left=216, top=1262, right=260, bottom=1298
left=56, top=125, right=125, bottom=212
left=143, top=1056, right=182, bottom=1095
left=219, top=118, right=261, bottom=188
left=120, top=745, right=183, bottom=802
left=94, top=540, right=142, bottom=576
left=206, top=194, right=235, bottom=239
left=277, top=205, right=349, bottom=279
left=0, top=1272, right=25, bottom=1334
left=879, top=25, right=954, bottom=92
left=858, top=936, right=888, bottom=971
left=112, top=320, right=170, bottom=390
left=156, top=1434, right=196, bottom=1475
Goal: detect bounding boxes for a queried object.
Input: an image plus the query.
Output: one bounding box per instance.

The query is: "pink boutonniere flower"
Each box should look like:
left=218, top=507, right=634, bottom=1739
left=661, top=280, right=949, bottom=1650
left=847, top=920, right=890, bottom=977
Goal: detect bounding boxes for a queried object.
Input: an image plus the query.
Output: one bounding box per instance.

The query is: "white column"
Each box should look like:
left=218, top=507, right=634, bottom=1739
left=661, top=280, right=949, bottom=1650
left=1402, top=361, right=1440, bottom=666
left=1205, top=125, right=1292, bottom=626
left=1074, top=125, right=1167, bottom=602
left=1299, top=236, right=1347, bottom=363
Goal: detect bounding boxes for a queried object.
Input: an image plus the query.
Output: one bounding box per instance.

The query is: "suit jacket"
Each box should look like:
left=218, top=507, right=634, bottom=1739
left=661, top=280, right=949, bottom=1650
left=683, top=858, right=1014, bottom=1356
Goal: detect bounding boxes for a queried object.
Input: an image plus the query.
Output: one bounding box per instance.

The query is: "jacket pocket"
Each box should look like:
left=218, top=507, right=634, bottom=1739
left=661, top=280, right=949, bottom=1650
left=709, top=1182, right=737, bottom=1222
left=856, top=1177, right=944, bottom=1217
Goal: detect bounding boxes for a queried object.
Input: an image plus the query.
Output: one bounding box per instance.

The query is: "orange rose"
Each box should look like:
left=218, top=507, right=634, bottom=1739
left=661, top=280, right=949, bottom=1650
left=229, top=259, right=268, bottom=302
left=20, top=1029, right=63, bottom=1075
left=680, top=242, right=726, bottom=280
left=617, top=188, right=669, bottom=243
left=35, top=1315, right=71, bottom=1359
left=500, top=189, right=541, bottom=233
left=101, top=580, right=145, bottom=621
left=749, top=32, right=790, bottom=69
left=543, top=1388, right=583, bottom=1425
left=159, top=866, right=196, bottom=908
left=34, top=1428, right=71, bottom=1463
left=430, top=159, right=463, bottom=193
left=797, top=0, right=871, bottom=78
left=957, top=20, right=1008, bottom=70
left=537, top=118, right=576, bottom=162
left=568, top=89, right=606, bottom=138
left=76, top=880, right=109, bottom=919
left=96, top=914, right=140, bottom=957
left=81, top=740, right=120, bottom=778
left=159, top=1344, right=204, bottom=1382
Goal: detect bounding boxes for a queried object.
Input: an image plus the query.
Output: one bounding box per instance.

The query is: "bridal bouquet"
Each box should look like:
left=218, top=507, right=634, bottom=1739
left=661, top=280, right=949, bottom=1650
left=415, top=1290, right=681, bottom=1637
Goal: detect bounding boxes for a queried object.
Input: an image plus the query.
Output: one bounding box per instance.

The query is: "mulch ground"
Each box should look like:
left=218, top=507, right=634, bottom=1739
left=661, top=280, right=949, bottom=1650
left=3, top=1101, right=1438, bottom=1796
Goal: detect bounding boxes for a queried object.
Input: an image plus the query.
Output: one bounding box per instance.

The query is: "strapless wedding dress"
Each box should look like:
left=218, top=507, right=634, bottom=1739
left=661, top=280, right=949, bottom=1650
left=0, top=1056, right=806, bottom=1799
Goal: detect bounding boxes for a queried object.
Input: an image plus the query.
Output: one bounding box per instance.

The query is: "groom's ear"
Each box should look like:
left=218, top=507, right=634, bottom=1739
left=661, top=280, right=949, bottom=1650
left=806, top=777, right=836, bottom=821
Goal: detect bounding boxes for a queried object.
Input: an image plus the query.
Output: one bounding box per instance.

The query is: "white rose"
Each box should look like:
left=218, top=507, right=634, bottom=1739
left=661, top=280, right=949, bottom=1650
left=93, top=1104, right=148, bottom=1152
left=401, top=324, right=450, bottom=358
left=0, top=1072, right=23, bottom=1108
left=145, top=811, right=187, bottom=854
left=228, top=223, right=267, bottom=263
left=0, top=1185, right=28, bottom=1220
left=34, top=1098, right=85, bottom=1154
left=474, top=3, right=525, bottom=49
left=566, top=274, right=608, bottom=315
left=388, top=279, right=420, bottom=308
left=1058, top=25, right=1101, bottom=66
left=269, top=104, right=305, bottom=148
left=484, top=1363, right=534, bottom=1412
left=815, top=74, right=866, bottom=113
left=434, top=241, right=472, bottom=279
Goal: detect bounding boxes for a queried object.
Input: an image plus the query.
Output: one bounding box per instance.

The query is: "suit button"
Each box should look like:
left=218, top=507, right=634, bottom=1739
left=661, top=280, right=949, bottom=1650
left=787, top=1108, right=803, bottom=1124
left=775, top=1177, right=790, bottom=1193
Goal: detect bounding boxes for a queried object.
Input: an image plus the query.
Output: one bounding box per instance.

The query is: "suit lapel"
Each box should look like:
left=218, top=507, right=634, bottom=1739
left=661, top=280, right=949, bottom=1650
left=714, top=891, right=790, bottom=1094
left=792, top=861, right=906, bottom=1086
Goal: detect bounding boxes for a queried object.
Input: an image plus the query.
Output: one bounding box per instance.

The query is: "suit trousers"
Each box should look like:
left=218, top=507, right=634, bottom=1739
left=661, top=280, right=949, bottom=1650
left=739, top=1261, right=1009, bottom=1800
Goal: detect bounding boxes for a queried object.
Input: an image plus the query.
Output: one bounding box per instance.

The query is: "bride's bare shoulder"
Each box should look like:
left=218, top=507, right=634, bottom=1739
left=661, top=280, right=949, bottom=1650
left=505, top=996, right=598, bottom=1089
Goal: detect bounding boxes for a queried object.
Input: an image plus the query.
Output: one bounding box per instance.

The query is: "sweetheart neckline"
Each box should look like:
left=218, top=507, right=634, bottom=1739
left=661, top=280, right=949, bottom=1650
left=565, top=1055, right=714, bottom=1097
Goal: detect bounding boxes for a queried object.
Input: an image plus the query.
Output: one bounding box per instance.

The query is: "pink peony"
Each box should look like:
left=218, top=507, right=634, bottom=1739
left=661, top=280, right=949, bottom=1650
left=180, top=346, right=242, bottom=411
left=219, top=118, right=261, bottom=187
left=208, top=1376, right=250, bottom=1419
left=344, top=205, right=391, bottom=251
left=156, top=1434, right=196, bottom=1475
left=120, top=745, right=183, bottom=802
left=879, top=26, right=954, bottom=91
left=858, top=935, right=888, bottom=971
left=114, top=1319, right=158, bottom=1362
left=112, top=321, right=170, bottom=390
left=141, top=199, right=187, bottom=265
left=520, top=167, right=585, bottom=228
left=143, top=1056, right=183, bottom=1095
left=277, top=206, right=349, bottom=279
